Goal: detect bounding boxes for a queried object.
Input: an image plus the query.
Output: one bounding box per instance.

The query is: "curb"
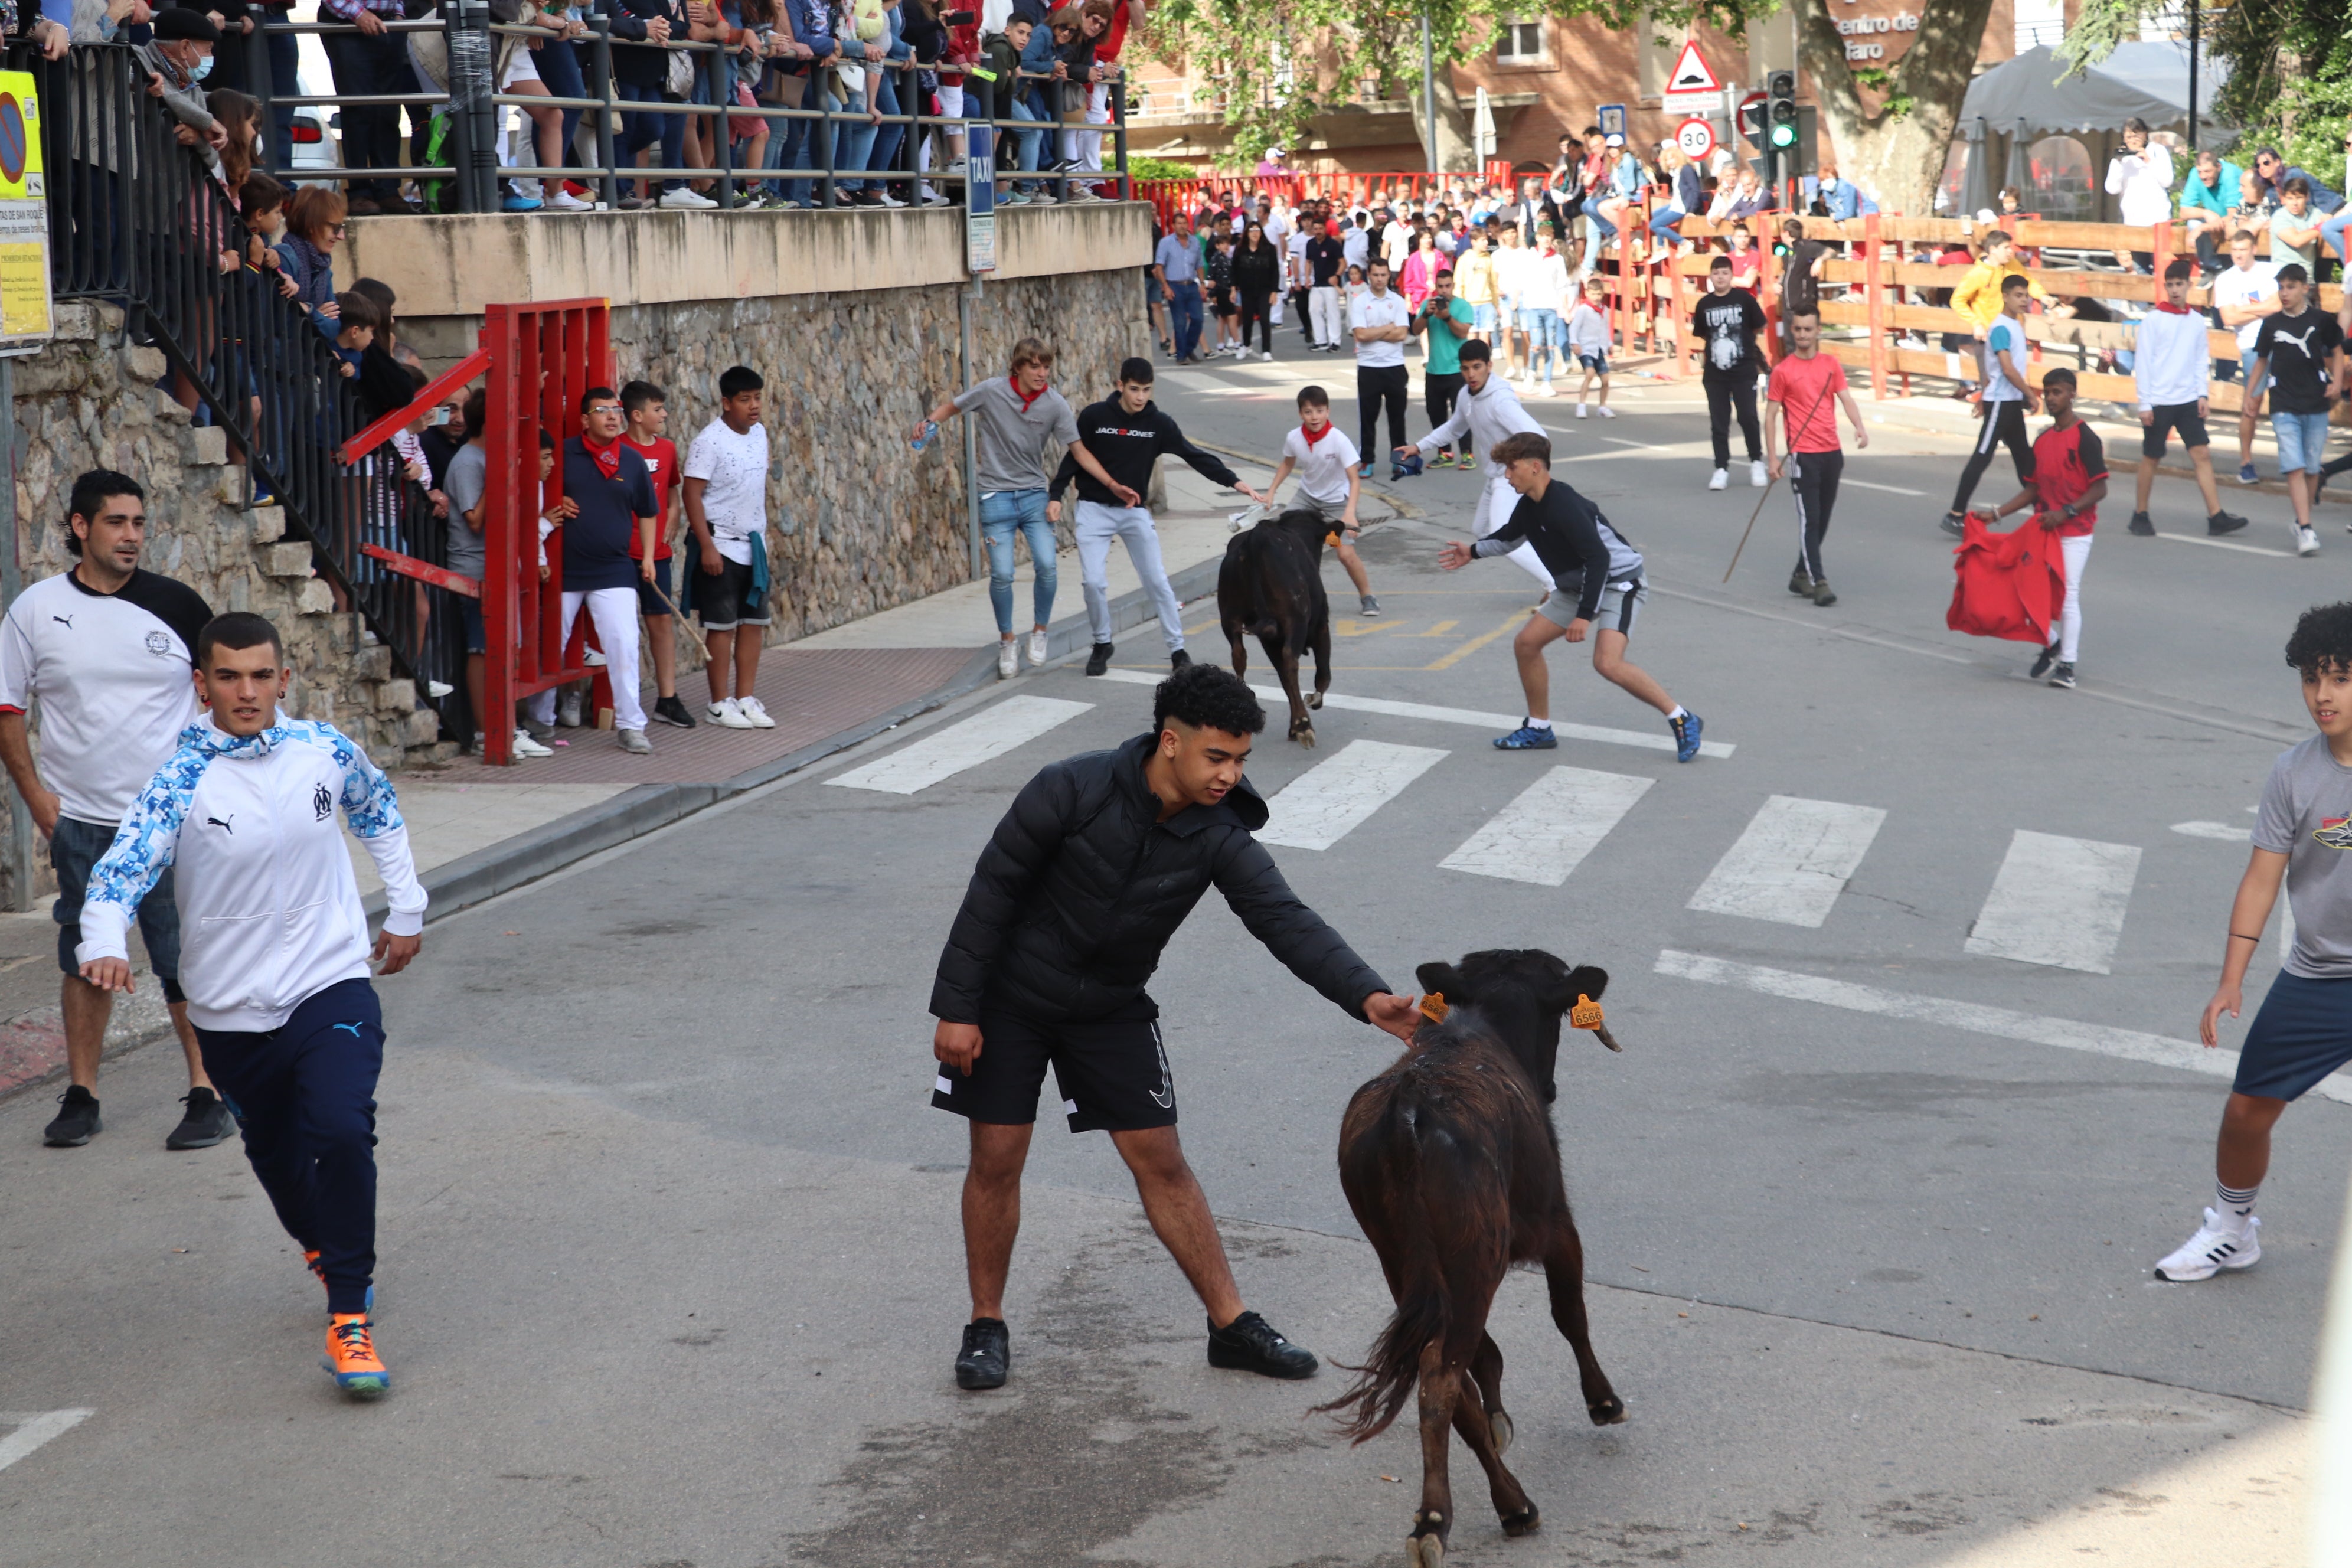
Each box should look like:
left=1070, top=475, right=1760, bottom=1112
left=366, top=560, right=1231, bottom=929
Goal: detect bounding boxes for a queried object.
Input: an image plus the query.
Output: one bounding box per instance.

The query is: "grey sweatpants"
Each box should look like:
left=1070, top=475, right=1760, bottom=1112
left=1076, top=499, right=1184, bottom=651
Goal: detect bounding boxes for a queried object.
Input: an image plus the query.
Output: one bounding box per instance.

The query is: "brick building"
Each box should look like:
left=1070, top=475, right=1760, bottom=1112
left=1128, top=1, right=2026, bottom=181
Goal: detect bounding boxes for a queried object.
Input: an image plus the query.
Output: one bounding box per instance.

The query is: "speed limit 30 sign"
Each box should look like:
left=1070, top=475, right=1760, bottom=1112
left=1675, top=117, right=1716, bottom=161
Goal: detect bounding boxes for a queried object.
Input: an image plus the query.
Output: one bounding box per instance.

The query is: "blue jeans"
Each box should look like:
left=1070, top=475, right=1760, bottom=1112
left=2324, top=210, right=2352, bottom=266
left=534, top=36, right=587, bottom=179
left=616, top=80, right=684, bottom=194
left=867, top=70, right=904, bottom=191
left=1648, top=205, right=1685, bottom=243
left=264, top=27, right=299, bottom=161
left=1583, top=193, right=1618, bottom=245
left=832, top=86, right=878, bottom=190
left=760, top=88, right=815, bottom=205
left=981, top=489, right=1057, bottom=634
left=1166, top=279, right=1203, bottom=360
left=320, top=29, right=419, bottom=201
left=1523, top=306, right=1561, bottom=378
left=1006, top=97, right=1043, bottom=182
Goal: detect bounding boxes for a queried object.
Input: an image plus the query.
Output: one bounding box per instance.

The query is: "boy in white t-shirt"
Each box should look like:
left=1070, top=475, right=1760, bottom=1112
left=682, top=366, right=776, bottom=730
left=1564, top=275, right=1615, bottom=417
left=1259, top=385, right=1377, bottom=612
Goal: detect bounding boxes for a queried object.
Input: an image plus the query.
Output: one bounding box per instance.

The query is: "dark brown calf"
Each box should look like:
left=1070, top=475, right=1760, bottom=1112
left=1216, top=508, right=1333, bottom=746
left=1320, top=949, right=1626, bottom=1567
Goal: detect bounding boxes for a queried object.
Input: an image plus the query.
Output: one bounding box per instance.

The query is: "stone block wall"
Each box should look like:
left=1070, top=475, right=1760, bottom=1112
left=1, top=302, right=449, bottom=907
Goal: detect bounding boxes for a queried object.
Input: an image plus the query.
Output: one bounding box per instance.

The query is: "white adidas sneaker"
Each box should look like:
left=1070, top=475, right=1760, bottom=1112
left=2154, top=1207, right=2261, bottom=1282
left=1708, top=468, right=1729, bottom=491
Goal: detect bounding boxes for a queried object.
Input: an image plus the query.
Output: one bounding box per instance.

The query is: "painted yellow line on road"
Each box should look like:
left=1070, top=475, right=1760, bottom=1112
left=1423, top=610, right=1527, bottom=671
left=1412, top=619, right=1461, bottom=637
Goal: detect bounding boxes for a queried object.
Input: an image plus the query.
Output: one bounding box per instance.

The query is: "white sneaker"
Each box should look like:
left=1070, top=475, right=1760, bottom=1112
left=1708, top=467, right=1729, bottom=491
left=737, top=694, right=776, bottom=729
left=2298, top=526, right=2321, bottom=557
left=997, top=641, right=1019, bottom=680
left=618, top=726, right=651, bottom=754
left=548, top=188, right=593, bottom=211
left=558, top=690, right=584, bottom=727
left=425, top=680, right=453, bottom=697
left=658, top=187, right=718, bottom=210
left=2154, top=1208, right=2260, bottom=1282
left=1750, top=459, right=1769, bottom=488
left=1576, top=403, right=1589, bottom=419
left=874, top=190, right=906, bottom=208
left=580, top=647, right=608, bottom=667
left=510, top=729, right=553, bottom=759
left=708, top=697, right=754, bottom=729
left=1598, top=406, right=1616, bottom=419
left=1537, top=381, right=1554, bottom=397
left=1025, top=629, right=1049, bottom=668
left=1261, top=349, right=1275, bottom=361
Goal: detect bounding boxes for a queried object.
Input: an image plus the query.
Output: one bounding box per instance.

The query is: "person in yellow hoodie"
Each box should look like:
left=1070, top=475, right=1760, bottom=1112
left=1948, top=229, right=2052, bottom=335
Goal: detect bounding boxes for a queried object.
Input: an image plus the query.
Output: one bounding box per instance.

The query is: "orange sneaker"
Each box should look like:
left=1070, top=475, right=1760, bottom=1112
left=322, top=1314, right=390, bottom=1400
left=304, top=1250, right=375, bottom=1318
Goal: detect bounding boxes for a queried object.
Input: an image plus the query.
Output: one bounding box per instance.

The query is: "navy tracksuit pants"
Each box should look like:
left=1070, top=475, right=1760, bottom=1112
left=195, top=978, right=385, bottom=1317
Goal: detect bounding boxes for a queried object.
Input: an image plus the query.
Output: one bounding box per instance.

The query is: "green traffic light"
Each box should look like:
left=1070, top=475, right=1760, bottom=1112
left=1770, top=124, right=1795, bottom=148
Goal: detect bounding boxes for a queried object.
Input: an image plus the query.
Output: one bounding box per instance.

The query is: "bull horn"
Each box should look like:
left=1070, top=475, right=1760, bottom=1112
left=1591, top=1021, right=1623, bottom=1053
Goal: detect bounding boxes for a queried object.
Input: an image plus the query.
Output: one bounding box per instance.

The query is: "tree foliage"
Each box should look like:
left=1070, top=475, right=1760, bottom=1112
left=2067, top=0, right=2350, bottom=177
left=1146, top=0, right=1772, bottom=167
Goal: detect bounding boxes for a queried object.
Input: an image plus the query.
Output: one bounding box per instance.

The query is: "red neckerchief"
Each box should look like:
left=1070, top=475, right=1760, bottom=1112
left=2154, top=301, right=2194, bottom=314
left=1007, top=374, right=1048, bottom=414
left=1300, top=422, right=1334, bottom=447
left=583, top=432, right=623, bottom=481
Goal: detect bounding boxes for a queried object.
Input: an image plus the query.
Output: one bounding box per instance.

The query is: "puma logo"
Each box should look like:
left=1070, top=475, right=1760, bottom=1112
left=332, top=1022, right=364, bottom=1037
left=205, top=814, right=234, bottom=834
left=50, top=613, right=72, bottom=629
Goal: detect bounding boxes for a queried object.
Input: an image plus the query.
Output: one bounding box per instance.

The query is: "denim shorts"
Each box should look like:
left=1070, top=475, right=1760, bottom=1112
left=2235, top=970, right=2352, bottom=1100
left=1472, top=302, right=1498, bottom=335
left=2273, top=410, right=2334, bottom=474
left=634, top=554, right=675, bottom=619
left=52, top=815, right=184, bottom=1001
left=1579, top=351, right=1611, bottom=375
left=2239, top=348, right=2269, bottom=396
left=460, top=595, right=486, bottom=655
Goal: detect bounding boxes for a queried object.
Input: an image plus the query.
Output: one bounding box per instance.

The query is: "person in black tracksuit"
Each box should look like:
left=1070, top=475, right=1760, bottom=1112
left=1230, top=224, right=1284, bottom=358
left=930, top=663, right=1420, bottom=1393
left=1691, top=256, right=1768, bottom=485
left=1050, top=358, right=1265, bottom=675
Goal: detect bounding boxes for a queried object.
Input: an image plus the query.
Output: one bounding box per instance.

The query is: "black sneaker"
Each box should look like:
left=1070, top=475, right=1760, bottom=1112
left=2208, top=511, right=2249, bottom=536
left=1810, top=579, right=1838, bottom=607
left=955, top=1317, right=1010, bottom=1390
left=166, top=1087, right=232, bottom=1151
left=1084, top=641, right=1115, bottom=677
left=43, top=1085, right=101, bottom=1147
left=2048, top=661, right=2077, bottom=689
left=2029, top=642, right=2059, bottom=680
left=652, top=694, right=697, bottom=729
left=1939, top=511, right=1966, bottom=537
left=1787, top=567, right=1814, bottom=596
left=1207, top=1311, right=1317, bottom=1378
left=1170, top=649, right=1191, bottom=670
left=2128, top=511, right=2156, bottom=536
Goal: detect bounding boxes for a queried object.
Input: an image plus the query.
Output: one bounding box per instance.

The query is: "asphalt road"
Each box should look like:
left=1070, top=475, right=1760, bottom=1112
left=2, top=343, right=2344, bottom=1567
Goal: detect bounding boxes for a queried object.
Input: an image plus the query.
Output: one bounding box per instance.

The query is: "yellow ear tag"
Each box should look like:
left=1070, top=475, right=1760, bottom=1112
left=1569, top=994, right=1605, bottom=1031
left=1418, top=993, right=1449, bottom=1025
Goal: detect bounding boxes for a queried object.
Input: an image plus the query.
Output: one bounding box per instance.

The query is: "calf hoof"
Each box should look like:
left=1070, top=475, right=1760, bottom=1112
left=1501, top=1504, right=1541, bottom=1537
left=1288, top=720, right=1317, bottom=747
left=1406, top=1513, right=1447, bottom=1567
left=1588, top=1394, right=1627, bottom=1426
left=1488, top=1409, right=1514, bottom=1455
left=1307, top=691, right=1324, bottom=710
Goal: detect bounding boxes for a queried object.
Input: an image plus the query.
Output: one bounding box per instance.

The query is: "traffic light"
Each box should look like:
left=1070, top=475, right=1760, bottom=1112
left=1737, top=97, right=1766, bottom=148
left=1766, top=70, right=1798, bottom=152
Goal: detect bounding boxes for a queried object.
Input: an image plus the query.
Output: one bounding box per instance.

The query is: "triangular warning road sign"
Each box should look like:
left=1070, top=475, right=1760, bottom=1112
left=1666, top=41, right=1721, bottom=93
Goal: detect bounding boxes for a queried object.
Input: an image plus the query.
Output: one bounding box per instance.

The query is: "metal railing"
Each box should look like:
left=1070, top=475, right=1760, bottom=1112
left=253, top=8, right=1132, bottom=213
left=25, top=40, right=466, bottom=739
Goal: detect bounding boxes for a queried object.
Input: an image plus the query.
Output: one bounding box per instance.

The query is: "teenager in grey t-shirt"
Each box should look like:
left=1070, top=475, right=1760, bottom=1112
left=2253, top=733, right=2352, bottom=978
left=945, top=376, right=1081, bottom=494
left=442, top=439, right=489, bottom=580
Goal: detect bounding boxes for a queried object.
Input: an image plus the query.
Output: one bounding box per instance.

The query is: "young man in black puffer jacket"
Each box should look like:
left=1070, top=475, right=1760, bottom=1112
left=930, top=664, right=1420, bottom=1392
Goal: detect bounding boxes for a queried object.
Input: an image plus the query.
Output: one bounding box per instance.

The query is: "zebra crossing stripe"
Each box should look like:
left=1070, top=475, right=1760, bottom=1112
left=1965, top=830, right=2142, bottom=975
left=1258, top=740, right=1448, bottom=850
left=1687, top=795, right=1887, bottom=928
left=1092, top=669, right=1735, bottom=757
left=0, top=1411, right=94, bottom=1476
left=826, top=695, right=1093, bottom=795
left=1654, top=949, right=2352, bottom=1107
left=1440, top=766, right=1652, bottom=886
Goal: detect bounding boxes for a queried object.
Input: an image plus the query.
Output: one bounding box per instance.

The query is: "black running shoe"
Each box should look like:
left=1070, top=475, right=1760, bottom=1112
left=1787, top=568, right=1813, bottom=597
left=2048, top=661, right=2077, bottom=690
left=955, top=1317, right=1010, bottom=1390
left=2208, top=511, right=2249, bottom=536
left=43, top=1085, right=100, bottom=1147
left=1170, top=649, right=1191, bottom=670
left=1083, top=641, right=1115, bottom=677
left=2030, top=642, right=2059, bottom=680
left=1206, top=1311, right=1318, bottom=1379
left=166, top=1087, right=232, bottom=1151
left=2127, top=511, right=2155, bottom=537
left=1939, top=512, right=1966, bottom=537
left=1809, top=579, right=1838, bottom=607
left=651, top=694, right=698, bottom=728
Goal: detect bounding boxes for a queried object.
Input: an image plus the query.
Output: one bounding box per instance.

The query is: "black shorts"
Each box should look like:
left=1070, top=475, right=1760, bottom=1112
left=691, top=547, right=769, bottom=631
left=635, top=554, right=675, bottom=619
left=932, top=1001, right=1177, bottom=1133
left=2141, top=400, right=2210, bottom=458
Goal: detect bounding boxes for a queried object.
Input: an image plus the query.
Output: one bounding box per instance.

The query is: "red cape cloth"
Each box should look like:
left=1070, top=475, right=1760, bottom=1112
left=1946, top=511, right=2067, bottom=644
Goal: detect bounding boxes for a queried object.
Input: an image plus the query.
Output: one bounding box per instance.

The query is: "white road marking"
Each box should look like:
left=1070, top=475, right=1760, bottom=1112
left=2152, top=532, right=2292, bottom=558
left=1259, top=739, right=1448, bottom=850
left=1654, top=949, right=2352, bottom=1106
left=1841, top=479, right=1928, bottom=496
left=1687, top=796, right=1888, bottom=927
left=1094, top=669, right=1736, bottom=757
left=1965, top=829, right=2142, bottom=975
left=2171, top=820, right=2253, bottom=841
left=1440, top=766, right=1652, bottom=886
left=0, top=1411, right=93, bottom=1476
left=827, top=695, right=1093, bottom=795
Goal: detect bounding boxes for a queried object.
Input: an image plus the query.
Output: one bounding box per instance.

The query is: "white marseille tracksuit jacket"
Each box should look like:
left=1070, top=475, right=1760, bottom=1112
left=1416, top=377, right=1544, bottom=480
left=2131, top=307, right=2211, bottom=411
left=77, top=714, right=428, bottom=1033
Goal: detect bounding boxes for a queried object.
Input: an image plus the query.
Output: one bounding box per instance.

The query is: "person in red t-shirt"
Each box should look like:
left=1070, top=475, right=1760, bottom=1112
left=1984, top=367, right=2109, bottom=690
left=1764, top=305, right=1870, bottom=607
left=620, top=380, right=695, bottom=729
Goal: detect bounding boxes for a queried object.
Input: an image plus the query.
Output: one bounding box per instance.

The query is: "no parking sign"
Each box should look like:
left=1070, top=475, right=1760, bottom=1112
left=1674, top=117, right=1715, bottom=162
left=0, top=70, right=50, bottom=352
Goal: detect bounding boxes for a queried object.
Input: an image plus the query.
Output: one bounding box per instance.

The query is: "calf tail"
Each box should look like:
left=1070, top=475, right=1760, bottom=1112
left=1316, top=1118, right=1458, bottom=1444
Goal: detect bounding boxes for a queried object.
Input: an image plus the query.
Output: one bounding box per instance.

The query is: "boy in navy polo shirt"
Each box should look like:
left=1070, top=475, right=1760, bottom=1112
left=526, top=386, right=659, bottom=754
